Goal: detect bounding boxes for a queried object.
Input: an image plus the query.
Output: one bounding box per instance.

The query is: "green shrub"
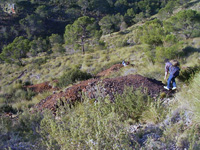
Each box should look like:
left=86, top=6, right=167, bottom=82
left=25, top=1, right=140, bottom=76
left=180, top=46, right=200, bottom=57
left=115, top=39, right=128, bottom=48
left=26, top=89, right=36, bottom=101
left=39, top=88, right=154, bottom=149
left=32, top=57, right=47, bottom=66
left=178, top=72, right=200, bottom=123
left=40, top=101, right=133, bottom=149
left=114, top=88, right=151, bottom=122
left=0, top=116, right=12, bottom=134
left=0, top=97, right=6, bottom=104
left=15, top=89, right=27, bottom=100
left=23, top=80, right=32, bottom=86
left=178, top=66, right=200, bottom=82
left=0, top=104, right=17, bottom=114
left=140, top=99, right=167, bottom=124
left=2, top=82, right=23, bottom=96
left=188, top=125, right=200, bottom=150
left=95, top=40, right=106, bottom=50
left=16, top=110, right=43, bottom=140
left=155, top=45, right=180, bottom=62
left=56, top=68, right=92, bottom=88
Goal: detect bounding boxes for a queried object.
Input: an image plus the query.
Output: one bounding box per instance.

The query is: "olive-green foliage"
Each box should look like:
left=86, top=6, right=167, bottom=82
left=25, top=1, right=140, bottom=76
left=136, top=12, right=200, bottom=63
left=164, top=10, right=200, bottom=39
left=0, top=104, right=17, bottom=114
left=26, top=89, right=37, bottom=101
left=29, top=37, right=48, bottom=56
left=158, top=0, right=192, bottom=20
left=0, top=109, right=43, bottom=148
left=0, top=115, right=12, bottom=135
left=39, top=87, right=171, bottom=149
left=0, top=106, right=45, bottom=148
left=180, top=46, right=200, bottom=58
left=140, top=99, right=167, bottom=124
left=158, top=1, right=177, bottom=20
left=136, top=19, right=165, bottom=46
left=161, top=71, right=200, bottom=148
left=178, top=72, right=200, bottom=123
left=32, top=57, right=48, bottom=67
left=115, top=39, right=129, bottom=48
left=40, top=88, right=152, bottom=149
left=0, top=82, right=36, bottom=106
left=49, top=34, right=65, bottom=53
left=0, top=36, right=30, bottom=65
left=155, top=44, right=181, bottom=62
left=95, top=40, right=106, bottom=50
left=114, top=88, right=151, bottom=122
left=15, top=89, right=27, bottom=100
left=178, top=65, right=200, bottom=82
left=187, top=125, right=200, bottom=150
left=99, top=13, right=124, bottom=35
left=35, top=5, right=49, bottom=18
left=56, top=68, right=92, bottom=88
left=16, top=110, right=43, bottom=139
left=64, top=16, right=98, bottom=54
left=19, top=14, right=45, bottom=39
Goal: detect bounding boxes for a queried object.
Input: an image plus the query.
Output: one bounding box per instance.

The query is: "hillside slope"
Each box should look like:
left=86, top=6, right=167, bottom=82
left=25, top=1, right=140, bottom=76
left=0, top=1, right=200, bottom=149
left=35, top=74, right=173, bottom=112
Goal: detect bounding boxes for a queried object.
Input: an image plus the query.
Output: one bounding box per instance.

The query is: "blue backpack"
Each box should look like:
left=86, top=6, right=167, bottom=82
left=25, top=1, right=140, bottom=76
left=170, top=66, right=180, bottom=77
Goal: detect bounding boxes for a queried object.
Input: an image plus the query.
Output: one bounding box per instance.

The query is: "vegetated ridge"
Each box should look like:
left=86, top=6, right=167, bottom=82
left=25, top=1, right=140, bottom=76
left=34, top=68, right=173, bottom=112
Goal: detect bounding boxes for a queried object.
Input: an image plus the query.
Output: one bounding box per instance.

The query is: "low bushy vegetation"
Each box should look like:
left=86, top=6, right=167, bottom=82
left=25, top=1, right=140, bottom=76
left=0, top=0, right=200, bottom=149
left=39, top=88, right=166, bottom=149
left=56, top=68, right=92, bottom=88
left=177, top=72, right=200, bottom=123
left=0, top=87, right=169, bottom=149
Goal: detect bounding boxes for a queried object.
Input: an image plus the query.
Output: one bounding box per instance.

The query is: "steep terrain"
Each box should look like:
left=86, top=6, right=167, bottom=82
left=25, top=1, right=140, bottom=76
left=0, top=1, right=200, bottom=149
left=35, top=74, right=172, bottom=112
left=96, top=64, right=124, bottom=78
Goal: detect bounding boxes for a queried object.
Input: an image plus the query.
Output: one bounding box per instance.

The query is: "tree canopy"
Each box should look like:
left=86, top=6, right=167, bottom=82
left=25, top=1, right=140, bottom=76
left=136, top=19, right=165, bottom=46
left=99, top=14, right=124, bottom=35
left=0, top=36, right=30, bottom=65
left=64, top=16, right=97, bottom=54
left=164, top=10, right=200, bottom=39
left=0, top=0, right=197, bottom=61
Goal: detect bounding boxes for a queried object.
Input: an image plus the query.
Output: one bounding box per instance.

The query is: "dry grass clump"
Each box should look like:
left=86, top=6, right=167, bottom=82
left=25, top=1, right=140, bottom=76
left=39, top=88, right=155, bottom=149
left=177, top=72, right=200, bottom=123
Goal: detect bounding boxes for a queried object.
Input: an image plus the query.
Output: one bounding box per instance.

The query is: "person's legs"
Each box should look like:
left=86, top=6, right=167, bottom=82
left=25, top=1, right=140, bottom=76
left=167, top=75, right=174, bottom=89
left=172, top=77, right=176, bottom=88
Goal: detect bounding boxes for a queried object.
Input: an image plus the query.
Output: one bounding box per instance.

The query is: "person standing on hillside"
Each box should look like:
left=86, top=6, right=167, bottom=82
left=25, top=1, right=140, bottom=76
left=164, top=59, right=180, bottom=90
left=164, top=59, right=172, bottom=81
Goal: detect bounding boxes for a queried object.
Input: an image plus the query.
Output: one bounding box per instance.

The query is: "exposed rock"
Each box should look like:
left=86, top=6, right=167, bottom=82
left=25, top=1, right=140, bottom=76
left=35, top=74, right=173, bottom=112
left=25, top=80, right=58, bottom=93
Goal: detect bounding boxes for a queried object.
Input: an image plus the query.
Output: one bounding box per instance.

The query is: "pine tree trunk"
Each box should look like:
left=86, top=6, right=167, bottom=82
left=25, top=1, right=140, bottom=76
left=81, top=38, right=85, bottom=54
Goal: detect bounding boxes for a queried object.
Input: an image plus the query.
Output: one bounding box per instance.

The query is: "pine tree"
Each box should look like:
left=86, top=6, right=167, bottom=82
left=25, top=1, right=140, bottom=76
left=64, top=16, right=97, bottom=54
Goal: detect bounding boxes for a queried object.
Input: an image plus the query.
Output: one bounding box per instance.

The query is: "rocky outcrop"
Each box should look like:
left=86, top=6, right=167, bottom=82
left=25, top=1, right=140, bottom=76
left=25, top=81, right=58, bottom=93
left=35, top=74, right=173, bottom=112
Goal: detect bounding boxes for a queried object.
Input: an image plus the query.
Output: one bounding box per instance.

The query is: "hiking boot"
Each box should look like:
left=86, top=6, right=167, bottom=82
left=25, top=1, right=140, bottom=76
left=164, top=86, right=170, bottom=90
left=172, top=87, right=177, bottom=90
